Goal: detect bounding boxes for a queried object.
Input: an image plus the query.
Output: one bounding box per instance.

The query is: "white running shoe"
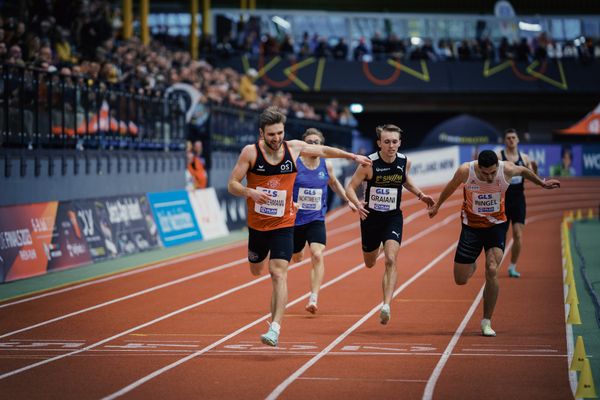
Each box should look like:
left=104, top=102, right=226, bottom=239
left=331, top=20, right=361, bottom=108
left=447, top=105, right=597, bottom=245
left=380, top=304, right=391, bottom=325
left=260, top=328, right=279, bottom=347
left=481, top=319, right=496, bottom=337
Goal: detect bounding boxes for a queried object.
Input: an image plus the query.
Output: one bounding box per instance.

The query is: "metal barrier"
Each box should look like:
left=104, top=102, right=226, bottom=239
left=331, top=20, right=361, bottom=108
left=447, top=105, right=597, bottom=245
left=0, top=64, right=187, bottom=151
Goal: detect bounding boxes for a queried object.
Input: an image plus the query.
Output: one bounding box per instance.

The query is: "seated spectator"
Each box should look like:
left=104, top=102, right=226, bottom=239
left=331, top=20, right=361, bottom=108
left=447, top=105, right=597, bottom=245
left=332, top=38, right=348, bottom=60
left=498, top=37, right=515, bottom=60
left=353, top=37, right=369, bottom=61
left=457, top=40, right=472, bottom=61
left=314, top=36, right=331, bottom=58
left=371, top=32, right=386, bottom=60
left=339, top=106, right=358, bottom=127
left=298, top=32, right=311, bottom=58
left=516, top=38, right=531, bottom=62
left=325, top=98, right=339, bottom=123
left=239, top=68, right=258, bottom=103
left=387, top=34, right=406, bottom=61
left=279, top=34, right=295, bottom=57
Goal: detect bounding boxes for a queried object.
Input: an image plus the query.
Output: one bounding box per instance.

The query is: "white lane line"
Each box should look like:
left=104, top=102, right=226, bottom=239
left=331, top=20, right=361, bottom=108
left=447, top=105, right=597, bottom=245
left=264, top=240, right=458, bottom=400
left=0, top=257, right=246, bottom=339
left=0, top=241, right=246, bottom=309
left=422, top=211, right=565, bottom=400
left=296, top=377, right=428, bottom=383
left=0, top=235, right=362, bottom=381
left=100, top=214, right=457, bottom=399
left=0, top=350, right=570, bottom=358
left=0, top=200, right=364, bottom=309
left=0, top=196, right=456, bottom=339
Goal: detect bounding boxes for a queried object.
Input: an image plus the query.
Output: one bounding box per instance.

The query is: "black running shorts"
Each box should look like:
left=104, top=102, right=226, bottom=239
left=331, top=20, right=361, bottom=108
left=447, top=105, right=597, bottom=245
left=248, top=226, right=294, bottom=263
left=360, top=212, right=403, bottom=253
left=454, top=223, right=508, bottom=264
left=293, top=220, right=326, bottom=253
left=505, top=194, right=526, bottom=225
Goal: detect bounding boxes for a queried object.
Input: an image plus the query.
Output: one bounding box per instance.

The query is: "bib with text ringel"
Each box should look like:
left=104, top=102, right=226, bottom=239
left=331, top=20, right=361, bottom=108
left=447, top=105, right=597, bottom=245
left=368, top=187, right=398, bottom=212
left=255, top=186, right=287, bottom=217
left=472, top=192, right=501, bottom=214
left=297, top=187, right=323, bottom=210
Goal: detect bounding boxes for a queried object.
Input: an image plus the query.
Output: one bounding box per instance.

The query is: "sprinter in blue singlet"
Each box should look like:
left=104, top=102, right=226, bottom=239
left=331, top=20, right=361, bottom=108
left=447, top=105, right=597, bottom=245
left=292, top=128, right=357, bottom=314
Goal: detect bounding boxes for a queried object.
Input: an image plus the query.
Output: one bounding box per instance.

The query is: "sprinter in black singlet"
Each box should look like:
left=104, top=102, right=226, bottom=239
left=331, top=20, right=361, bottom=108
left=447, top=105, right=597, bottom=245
left=345, top=124, right=433, bottom=325
left=498, top=129, right=534, bottom=278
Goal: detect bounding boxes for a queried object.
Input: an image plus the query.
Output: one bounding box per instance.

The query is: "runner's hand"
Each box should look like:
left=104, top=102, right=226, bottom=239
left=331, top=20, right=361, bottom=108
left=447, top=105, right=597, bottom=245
left=428, top=204, right=439, bottom=218
left=249, top=189, right=271, bottom=204
left=347, top=201, right=358, bottom=213
left=420, top=194, right=435, bottom=208
left=542, top=179, right=560, bottom=189
left=353, top=154, right=372, bottom=167
left=357, top=201, right=369, bottom=220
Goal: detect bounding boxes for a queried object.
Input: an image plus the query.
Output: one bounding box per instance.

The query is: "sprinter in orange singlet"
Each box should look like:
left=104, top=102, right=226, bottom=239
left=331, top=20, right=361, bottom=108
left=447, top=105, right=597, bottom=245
left=228, top=107, right=371, bottom=346
left=428, top=150, right=559, bottom=337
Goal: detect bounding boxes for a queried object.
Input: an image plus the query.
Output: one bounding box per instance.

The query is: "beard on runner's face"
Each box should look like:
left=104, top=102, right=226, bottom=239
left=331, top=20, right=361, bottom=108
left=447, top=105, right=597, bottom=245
left=265, top=137, right=282, bottom=150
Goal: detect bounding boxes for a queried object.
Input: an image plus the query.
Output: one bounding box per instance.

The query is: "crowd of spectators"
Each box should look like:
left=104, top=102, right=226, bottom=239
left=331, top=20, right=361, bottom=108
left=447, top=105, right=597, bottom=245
left=216, top=29, right=600, bottom=64
left=3, top=2, right=598, bottom=130
left=0, top=1, right=322, bottom=125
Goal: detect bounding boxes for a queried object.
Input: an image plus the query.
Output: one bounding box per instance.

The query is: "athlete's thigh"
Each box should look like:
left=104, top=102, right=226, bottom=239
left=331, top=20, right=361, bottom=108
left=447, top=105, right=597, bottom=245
left=484, top=246, right=504, bottom=269
left=362, top=247, right=380, bottom=267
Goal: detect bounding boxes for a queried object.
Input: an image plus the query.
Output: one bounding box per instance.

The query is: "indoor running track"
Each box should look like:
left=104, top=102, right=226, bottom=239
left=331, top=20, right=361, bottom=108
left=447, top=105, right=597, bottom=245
left=1, top=178, right=599, bottom=400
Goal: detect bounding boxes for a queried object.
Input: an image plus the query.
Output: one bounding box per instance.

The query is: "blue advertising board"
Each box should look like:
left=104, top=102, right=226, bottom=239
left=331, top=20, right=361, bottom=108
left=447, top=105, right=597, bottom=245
left=147, top=190, right=202, bottom=247
left=582, top=145, right=600, bottom=176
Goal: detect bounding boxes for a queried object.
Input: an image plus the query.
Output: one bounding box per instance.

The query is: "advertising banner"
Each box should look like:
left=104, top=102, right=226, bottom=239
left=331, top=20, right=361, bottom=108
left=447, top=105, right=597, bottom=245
left=220, top=57, right=600, bottom=94
left=0, top=202, right=57, bottom=283
left=188, top=188, right=229, bottom=240
left=215, top=188, right=247, bottom=231
left=147, top=190, right=202, bottom=247
left=94, top=195, right=161, bottom=256
left=582, top=145, right=600, bottom=176
left=405, top=146, right=460, bottom=187
left=46, top=202, right=94, bottom=272
left=63, top=199, right=111, bottom=261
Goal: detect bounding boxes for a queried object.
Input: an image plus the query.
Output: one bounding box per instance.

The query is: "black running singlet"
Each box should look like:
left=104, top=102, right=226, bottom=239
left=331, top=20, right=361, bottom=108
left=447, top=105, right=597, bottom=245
left=364, top=152, right=407, bottom=215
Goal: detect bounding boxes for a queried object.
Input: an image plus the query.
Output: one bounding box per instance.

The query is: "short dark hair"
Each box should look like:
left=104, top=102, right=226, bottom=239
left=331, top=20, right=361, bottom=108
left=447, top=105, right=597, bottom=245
left=478, top=150, right=498, bottom=168
left=375, top=124, right=402, bottom=140
left=302, top=128, right=325, bottom=144
left=259, top=107, right=286, bottom=131
left=504, top=128, right=518, bottom=138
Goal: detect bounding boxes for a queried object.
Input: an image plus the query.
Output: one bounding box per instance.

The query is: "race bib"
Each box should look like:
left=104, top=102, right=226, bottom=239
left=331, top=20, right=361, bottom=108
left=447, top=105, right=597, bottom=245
left=255, top=186, right=287, bottom=217
left=510, top=175, right=523, bottom=185
left=472, top=192, right=501, bottom=214
left=368, top=187, right=398, bottom=212
left=298, top=187, right=322, bottom=210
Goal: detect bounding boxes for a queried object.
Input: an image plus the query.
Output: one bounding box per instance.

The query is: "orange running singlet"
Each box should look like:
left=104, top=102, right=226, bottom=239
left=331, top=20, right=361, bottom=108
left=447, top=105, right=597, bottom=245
left=461, top=161, right=510, bottom=228
left=246, top=142, right=298, bottom=231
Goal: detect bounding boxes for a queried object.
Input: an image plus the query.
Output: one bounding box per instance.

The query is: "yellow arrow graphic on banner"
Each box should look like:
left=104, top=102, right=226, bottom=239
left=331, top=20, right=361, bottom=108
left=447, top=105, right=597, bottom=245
left=483, top=59, right=568, bottom=90
left=387, top=59, right=430, bottom=82
left=526, top=59, right=568, bottom=90
left=283, top=57, right=317, bottom=91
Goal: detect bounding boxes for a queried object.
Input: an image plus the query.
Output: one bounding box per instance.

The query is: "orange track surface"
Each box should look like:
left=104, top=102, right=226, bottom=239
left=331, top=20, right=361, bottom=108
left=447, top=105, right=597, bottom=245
left=1, top=179, right=599, bottom=399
